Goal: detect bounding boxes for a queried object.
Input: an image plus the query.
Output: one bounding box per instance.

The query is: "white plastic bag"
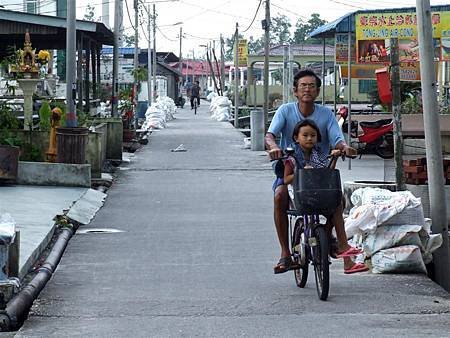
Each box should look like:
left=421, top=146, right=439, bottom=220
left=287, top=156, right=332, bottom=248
left=371, top=245, right=427, bottom=274
left=0, top=213, right=16, bottom=245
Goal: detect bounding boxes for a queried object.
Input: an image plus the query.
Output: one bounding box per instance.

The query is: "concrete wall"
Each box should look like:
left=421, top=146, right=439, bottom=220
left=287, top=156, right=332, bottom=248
left=17, top=161, right=91, bottom=187
left=246, top=80, right=370, bottom=106
left=87, top=123, right=107, bottom=178
left=89, top=118, right=123, bottom=161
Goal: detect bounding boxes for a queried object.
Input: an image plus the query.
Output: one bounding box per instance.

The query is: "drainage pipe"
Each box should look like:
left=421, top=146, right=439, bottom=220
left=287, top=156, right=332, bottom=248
left=0, top=227, right=74, bottom=331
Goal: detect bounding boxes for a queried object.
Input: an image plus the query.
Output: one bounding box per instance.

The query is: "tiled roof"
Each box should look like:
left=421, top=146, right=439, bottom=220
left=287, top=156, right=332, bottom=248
left=257, top=44, right=334, bottom=56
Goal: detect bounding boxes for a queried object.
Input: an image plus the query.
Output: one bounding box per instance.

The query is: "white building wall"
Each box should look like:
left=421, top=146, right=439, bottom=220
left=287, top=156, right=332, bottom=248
left=1, top=0, right=57, bottom=15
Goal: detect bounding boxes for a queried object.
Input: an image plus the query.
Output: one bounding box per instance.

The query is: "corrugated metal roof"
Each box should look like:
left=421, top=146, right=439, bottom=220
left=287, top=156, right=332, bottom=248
left=0, top=8, right=113, bottom=50
left=309, top=5, right=450, bottom=38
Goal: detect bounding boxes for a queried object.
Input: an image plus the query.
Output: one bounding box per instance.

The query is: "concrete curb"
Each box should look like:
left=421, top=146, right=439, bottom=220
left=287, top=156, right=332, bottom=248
left=17, top=161, right=91, bottom=187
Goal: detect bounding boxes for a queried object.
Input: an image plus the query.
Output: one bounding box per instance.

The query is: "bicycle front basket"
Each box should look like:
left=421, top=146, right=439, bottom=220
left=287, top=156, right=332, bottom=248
left=293, top=168, right=342, bottom=216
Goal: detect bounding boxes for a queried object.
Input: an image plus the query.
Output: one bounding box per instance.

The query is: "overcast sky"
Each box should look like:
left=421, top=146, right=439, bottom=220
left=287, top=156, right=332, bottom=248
left=75, top=0, right=450, bottom=57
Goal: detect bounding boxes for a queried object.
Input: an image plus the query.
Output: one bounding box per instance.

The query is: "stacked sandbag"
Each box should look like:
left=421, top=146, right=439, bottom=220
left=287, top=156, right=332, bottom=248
left=141, top=97, right=177, bottom=131
left=209, top=96, right=231, bottom=122
left=345, top=187, right=442, bottom=274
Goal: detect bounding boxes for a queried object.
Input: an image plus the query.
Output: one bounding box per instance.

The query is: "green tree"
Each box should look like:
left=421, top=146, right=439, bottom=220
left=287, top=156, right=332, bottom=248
left=248, top=35, right=264, bottom=54
left=292, top=13, right=328, bottom=44
left=271, top=15, right=291, bottom=45
left=123, top=33, right=136, bottom=47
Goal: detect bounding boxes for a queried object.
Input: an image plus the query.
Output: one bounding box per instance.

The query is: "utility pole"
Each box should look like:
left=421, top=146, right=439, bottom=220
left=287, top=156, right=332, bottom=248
left=112, top=0, right=123, bottom=118
left=133, top=0, right=139, bottom=128
left=65, top=0, right=76, bottom=127
left=263, top=0, right=270, bottom=129
left=416, top=0, right=450, bottom=291
left=220, top=34, right=225, bottom=95
left=282, top=45, right=288, bottom=103
left=390, top=38, right=405, bottom=191
left=152, top=4, right=157, bottom=101
left=178, top=26, right=183, bottom=101
left=234, top=23, right=239, bottom=128
left=147, top=4, right=152, bottom=106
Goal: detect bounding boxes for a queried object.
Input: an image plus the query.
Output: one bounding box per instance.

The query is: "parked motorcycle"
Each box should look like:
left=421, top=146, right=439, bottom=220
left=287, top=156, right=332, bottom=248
left=337, top=106, right=394, bottom=159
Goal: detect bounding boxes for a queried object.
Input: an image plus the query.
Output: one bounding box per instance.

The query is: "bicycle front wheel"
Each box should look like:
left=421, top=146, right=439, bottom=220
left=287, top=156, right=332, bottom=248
left=292, top=218, right=308, bottom=288
left=312, top=226, right=329, bottom=301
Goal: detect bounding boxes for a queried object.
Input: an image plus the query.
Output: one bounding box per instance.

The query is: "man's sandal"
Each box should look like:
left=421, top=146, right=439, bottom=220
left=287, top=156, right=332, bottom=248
left=273, top=257, right=300, bottom=274
left=344, top=262, right=369, bottom=274
left=336, top=246, right=363, bottom=258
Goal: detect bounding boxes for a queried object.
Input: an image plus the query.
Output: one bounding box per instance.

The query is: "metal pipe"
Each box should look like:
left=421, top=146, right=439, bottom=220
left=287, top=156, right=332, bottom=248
left=416, top=0, right=450, bottom=291
left=0, top=228, right=74, bottom=331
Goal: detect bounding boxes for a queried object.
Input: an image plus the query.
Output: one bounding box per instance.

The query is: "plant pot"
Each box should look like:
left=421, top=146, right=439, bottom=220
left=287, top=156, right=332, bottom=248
left=0, top=145, right=20, bottom=182
left=56, top=127, right=89, bottom=164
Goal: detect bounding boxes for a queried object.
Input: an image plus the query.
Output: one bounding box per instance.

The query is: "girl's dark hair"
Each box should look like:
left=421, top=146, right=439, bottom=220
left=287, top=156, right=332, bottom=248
left=293, top=68, right=322, bottom=89
left=292, top=119, right=322, bottom=142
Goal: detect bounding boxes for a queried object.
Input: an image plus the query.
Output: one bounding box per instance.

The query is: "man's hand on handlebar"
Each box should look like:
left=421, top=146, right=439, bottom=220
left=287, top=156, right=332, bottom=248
left=267, top=147, right=284, bottom=161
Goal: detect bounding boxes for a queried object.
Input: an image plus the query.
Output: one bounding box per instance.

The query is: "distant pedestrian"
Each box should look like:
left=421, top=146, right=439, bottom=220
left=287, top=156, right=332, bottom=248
left=190, top=81, right=201, bottom=110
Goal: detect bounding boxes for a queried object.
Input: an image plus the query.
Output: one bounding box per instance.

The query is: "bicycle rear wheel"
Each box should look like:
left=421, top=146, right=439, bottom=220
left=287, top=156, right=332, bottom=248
left=292, top=218, right=308, bottom=288
left=312, top=226, right=329, bottom=300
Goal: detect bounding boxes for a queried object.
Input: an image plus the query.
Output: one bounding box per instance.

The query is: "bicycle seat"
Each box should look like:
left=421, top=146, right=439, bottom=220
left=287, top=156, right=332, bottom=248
left=359, top=118, right=392, bottom=129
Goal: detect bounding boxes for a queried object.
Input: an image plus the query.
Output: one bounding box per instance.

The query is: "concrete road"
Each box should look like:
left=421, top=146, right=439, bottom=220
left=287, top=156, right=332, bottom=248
left=16, top=104, right=450, bottom=337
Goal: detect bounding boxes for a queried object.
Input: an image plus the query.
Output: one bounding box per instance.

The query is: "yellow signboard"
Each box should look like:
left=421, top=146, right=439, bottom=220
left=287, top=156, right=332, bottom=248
left=355, top=12, right=450, bottom=40
left=236, top=39, right=248, bottom=67
left=355, top=11, right=450, bottom=63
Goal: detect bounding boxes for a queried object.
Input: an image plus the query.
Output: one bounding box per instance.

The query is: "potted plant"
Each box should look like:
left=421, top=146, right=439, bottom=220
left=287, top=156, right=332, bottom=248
left=0, top=102, right=21, bottom=181
left=119, top=88, right=135, bottom=142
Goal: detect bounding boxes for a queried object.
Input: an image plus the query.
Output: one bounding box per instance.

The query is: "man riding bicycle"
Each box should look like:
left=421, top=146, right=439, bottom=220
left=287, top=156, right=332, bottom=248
left=190, top=80, right=201, bottom=110
left=265, top=69, right=366, bottom=275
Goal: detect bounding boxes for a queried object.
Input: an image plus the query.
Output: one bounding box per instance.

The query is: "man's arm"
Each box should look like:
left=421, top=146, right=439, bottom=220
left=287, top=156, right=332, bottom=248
left=265, top=132, right=283, bottom=160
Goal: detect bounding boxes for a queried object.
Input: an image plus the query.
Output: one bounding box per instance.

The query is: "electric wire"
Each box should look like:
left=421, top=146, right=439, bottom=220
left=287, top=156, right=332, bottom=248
left=242, top=0, right=263, bottom=33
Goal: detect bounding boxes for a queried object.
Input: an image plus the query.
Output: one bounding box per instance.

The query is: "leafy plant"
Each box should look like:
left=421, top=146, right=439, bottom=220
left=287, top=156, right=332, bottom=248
left=0, top=102, right=19, bottom=130
left=38, top=101, right=51, bottom=131
left=20, top=142, right=42, bottom=162
left=0, top=130, right=22, bottom=147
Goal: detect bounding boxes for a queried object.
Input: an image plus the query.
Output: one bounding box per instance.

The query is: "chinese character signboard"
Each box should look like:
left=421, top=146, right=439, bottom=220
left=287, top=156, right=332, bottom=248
left=236, top=39, right=248, bottom=67
left=355, top=11, right=450, bottom=63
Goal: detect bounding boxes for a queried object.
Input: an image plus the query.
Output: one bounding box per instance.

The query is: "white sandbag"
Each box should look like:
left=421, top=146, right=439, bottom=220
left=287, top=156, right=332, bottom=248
left=371, top=245, right=427, bottom=274
left=215, top=96, right=231, bottom=107
left=382, top=204, right=425, bottom=227
left=207, top=92, right=218, bottom=101
left=345, top=188, right=424, bottom=237
left=362, top=224, right=423, bottom=257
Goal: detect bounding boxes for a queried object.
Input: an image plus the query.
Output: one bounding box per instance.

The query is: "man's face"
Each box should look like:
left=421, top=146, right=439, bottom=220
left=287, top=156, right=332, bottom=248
left=293, top=75, right=319, bottom=104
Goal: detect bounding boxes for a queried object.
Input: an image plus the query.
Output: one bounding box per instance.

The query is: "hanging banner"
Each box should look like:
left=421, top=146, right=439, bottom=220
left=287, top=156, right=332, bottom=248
left=355, top=11, right=450, bottom=63
left=335, top=33, right=356, bottom=64
left=236, top=39, right=248, bottom=67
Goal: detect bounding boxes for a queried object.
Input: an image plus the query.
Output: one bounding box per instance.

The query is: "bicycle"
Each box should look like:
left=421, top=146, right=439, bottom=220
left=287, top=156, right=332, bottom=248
left=193, top=98, right=198, bottom=115
left=281, top=148, right=355, bottom=300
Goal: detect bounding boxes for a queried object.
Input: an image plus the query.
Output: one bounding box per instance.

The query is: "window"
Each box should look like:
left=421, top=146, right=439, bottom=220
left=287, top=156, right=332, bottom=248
left=26, top=0, right=38, bottom=14
left=358, top=79, right=377, bottom=94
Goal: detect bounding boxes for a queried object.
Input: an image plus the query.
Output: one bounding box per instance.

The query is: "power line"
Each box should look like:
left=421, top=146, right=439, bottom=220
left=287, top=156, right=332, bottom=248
left=242, top=0, right=263, bottom=33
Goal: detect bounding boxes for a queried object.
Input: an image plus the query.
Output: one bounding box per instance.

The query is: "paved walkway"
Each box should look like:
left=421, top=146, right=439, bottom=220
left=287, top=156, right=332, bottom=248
left=12, top=103, right=450, bottom=337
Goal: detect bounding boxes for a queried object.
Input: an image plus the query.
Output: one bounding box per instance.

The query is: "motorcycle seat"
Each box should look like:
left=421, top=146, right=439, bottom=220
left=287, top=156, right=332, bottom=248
left=359, top=118, right=392, bottom=129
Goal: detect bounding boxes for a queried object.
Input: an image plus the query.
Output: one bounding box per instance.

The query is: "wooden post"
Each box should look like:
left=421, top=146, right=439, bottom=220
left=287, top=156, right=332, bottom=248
left=390, top=38, right=405, bottom=190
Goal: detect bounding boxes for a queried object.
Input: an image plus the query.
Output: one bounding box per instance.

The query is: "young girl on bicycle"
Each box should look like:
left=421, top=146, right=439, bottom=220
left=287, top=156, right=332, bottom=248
left=283, top=119, right=368, bottom=274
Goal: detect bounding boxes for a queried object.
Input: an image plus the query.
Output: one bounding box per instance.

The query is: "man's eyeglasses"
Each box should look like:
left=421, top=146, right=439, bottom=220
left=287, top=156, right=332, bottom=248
left=298, top=83, right=317, bottom=89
